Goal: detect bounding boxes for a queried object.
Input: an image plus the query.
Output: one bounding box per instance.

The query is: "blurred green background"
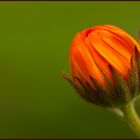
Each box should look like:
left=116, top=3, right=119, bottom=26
left=0, top=1, right=140, bottom=138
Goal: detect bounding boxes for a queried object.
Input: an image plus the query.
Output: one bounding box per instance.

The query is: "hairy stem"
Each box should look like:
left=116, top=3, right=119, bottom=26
left=120, top=102, right=140, bottom=137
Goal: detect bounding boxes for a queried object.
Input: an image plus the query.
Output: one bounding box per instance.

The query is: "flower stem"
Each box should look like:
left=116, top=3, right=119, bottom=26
left=120, top=102, right=140, bottom=137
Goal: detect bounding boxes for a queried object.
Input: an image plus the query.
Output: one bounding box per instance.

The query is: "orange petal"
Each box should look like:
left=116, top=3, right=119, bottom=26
left=98, top=30, right=134, bottom=60
left=84, top=35, right=114, bottom=85
left=70, top=33, right=106, bottom=88
left=99, top=25, right=140, bottom=52
left=90, top=30, right=130, bottom=77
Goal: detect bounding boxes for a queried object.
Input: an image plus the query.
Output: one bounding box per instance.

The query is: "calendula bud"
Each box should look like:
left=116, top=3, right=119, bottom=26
left=64, top=24, right=140, bottom=108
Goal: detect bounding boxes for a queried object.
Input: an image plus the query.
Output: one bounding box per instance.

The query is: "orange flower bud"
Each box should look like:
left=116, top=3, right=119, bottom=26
left=64, top=24, right=140, bottom=107
left=70, top=25, right=139, bottom=89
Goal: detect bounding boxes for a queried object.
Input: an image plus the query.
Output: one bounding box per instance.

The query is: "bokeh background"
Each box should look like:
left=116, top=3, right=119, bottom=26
left=0, top=1, right=140, bottom=138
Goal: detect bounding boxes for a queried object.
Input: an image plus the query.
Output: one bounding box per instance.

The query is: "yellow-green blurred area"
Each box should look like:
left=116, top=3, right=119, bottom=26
left=0, top=1, right=140, bottom=138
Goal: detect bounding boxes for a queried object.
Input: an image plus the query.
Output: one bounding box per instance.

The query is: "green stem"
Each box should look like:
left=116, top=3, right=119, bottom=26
left=120, top=102, right=140, bottom=137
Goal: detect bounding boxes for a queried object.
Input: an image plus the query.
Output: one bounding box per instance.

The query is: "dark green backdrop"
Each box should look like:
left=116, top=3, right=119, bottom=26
left=0, top=1, right=139, bottom=138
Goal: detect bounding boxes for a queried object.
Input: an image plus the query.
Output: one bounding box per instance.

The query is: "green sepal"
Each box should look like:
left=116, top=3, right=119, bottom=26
left=109, top=65, right=132, bottom=104
left=89, top=76, right=114, bottom=107
left=63, top=73, right=94, bottom=103
left=127, top=55, right=139, bottom=98
left=74, top=77, right=101, bottom=104
left=134, top=46, right=140, bottom=96
left=63, top=72, right=118, bottom=107
left=93, top=63, right=125, bottom=105
left=63, top=72, right=109, bottom=106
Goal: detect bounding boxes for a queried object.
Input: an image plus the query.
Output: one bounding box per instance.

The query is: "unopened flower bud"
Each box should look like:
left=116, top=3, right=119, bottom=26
left=64, top=24, right=140, bottom=108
